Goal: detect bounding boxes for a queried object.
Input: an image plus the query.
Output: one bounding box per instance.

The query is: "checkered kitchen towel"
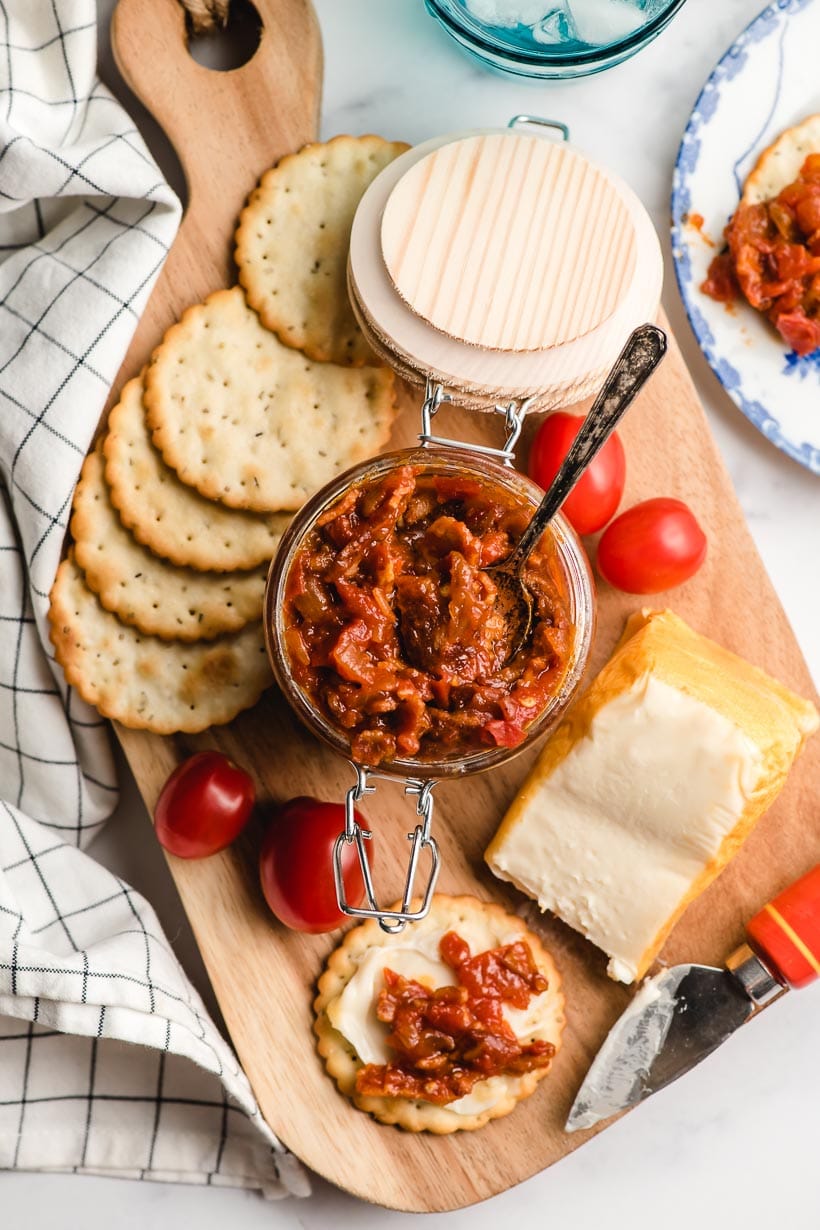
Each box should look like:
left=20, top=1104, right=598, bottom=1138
left=0, top=0, right=306, bottom=1197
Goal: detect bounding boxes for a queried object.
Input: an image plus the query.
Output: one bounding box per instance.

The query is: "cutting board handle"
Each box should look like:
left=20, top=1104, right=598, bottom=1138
left=747, top=864, right=820, bottom=989
left=112, top=0, right=322, bottom=248
left=106, top=0, right=321, bottom=389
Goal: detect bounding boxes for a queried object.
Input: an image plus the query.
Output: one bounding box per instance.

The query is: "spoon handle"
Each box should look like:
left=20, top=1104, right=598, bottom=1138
left=511, top=322, right=667, bottom=566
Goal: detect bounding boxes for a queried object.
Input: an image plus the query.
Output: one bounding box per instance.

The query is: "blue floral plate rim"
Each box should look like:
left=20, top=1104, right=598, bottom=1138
left=670, top=0, right=820, bottom=476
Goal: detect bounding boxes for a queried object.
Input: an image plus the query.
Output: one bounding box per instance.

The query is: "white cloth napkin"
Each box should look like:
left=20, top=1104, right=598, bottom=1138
left=0, top=0, right=307, bottom=1198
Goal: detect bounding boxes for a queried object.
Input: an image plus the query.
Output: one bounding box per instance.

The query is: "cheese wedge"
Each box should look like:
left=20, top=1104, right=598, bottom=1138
left=485, top=609, right=818, bottom=984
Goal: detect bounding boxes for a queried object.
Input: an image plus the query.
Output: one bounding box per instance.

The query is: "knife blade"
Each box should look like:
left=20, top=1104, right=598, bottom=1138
left=566, top=863, right=820, bottom=1133
left=565, top=962, right=756, bottom=1131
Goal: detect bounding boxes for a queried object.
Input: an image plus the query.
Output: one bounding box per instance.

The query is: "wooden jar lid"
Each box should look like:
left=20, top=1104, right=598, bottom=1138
left=381, top=133, right=637, bottom=354
left=348, top=129, right=663, bottom=411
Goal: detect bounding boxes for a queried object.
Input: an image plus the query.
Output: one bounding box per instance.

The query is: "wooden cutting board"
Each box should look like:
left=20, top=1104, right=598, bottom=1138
left=106, top=0, right=820, bottom=1213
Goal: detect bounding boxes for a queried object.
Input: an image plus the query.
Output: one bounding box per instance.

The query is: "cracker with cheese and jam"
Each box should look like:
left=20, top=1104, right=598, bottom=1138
left=314, top=894, right=565, bottom=1133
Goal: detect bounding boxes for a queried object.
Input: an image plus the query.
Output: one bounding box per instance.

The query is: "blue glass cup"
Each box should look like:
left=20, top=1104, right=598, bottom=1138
left=424, top=0, right=687, bottom=79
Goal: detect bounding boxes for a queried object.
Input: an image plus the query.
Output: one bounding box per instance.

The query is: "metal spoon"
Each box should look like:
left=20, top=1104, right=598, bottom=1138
left=487, top=322, right=667, bottom=659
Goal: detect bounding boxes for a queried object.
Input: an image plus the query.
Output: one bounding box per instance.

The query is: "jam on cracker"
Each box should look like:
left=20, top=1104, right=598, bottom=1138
left=702, top=154, right=820, bottom=356
left=356, top=931, right=555, bottom=1105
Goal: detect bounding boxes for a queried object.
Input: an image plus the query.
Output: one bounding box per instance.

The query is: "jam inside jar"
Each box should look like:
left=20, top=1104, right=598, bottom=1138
left=266, top=448, right=595, bottom=779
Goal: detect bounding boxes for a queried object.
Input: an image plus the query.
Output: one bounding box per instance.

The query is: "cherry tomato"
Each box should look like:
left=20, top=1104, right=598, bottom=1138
left=528, top=411, right=626, bottom=535
left=260, top=797, right=367, bottom=933
left=597, top=498, right=707, bottom=594
left=154, top=751, right=255, bottom=858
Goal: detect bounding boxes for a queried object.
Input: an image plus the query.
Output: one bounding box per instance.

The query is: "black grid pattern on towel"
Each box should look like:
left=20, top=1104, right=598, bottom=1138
left=0, top=796, right=286, bottom=1189
left=0, top=0, right=298, bottom=1196
left=0, top=1016, right=272, bottom=1185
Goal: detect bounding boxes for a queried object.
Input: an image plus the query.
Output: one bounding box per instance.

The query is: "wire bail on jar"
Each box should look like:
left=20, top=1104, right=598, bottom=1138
left=507, top=114, right=569, bottom=142
left=419, top=378, right=533, bottom=466
left=333, top=765, right=441, bottom=933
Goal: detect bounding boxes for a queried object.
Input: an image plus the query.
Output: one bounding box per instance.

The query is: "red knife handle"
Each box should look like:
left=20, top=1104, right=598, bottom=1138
left=746, top=865, right=820, bottom=989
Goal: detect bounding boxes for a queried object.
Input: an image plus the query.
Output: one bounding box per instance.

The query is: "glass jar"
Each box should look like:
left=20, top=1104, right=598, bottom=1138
left=264, top=420, right=595, bottom=932
left=424, top=0, right=688, bottom=80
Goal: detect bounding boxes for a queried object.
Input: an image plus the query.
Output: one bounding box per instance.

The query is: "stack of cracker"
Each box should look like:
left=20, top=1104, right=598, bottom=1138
left=49, top=136, right=407, bottom=734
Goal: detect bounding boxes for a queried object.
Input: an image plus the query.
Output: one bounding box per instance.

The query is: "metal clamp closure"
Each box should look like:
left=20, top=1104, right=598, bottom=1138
left=508, top=114, right=570, bottom=142
left=419, top=379, right=531, bottom=467
left=333, top=766, right=441, bottom=934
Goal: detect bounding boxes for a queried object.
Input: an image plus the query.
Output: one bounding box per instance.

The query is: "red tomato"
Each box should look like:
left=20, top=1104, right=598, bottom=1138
left=154, top=751, right=255, bottom=858
left=528, top=411, right=626, bottom=535
left=597, top=498, right=707, bottom=594
left=260, top=797, right=367, bottom=933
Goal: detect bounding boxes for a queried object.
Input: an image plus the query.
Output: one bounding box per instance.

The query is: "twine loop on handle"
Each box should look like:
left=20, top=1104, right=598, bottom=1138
left=179, top=0, right=230, bottom=34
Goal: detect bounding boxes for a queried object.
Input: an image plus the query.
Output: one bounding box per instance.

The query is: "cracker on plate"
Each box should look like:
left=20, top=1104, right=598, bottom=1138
left=743, top=113, right=820, bottom=203
left=48, top=556, right=272, bottom=733
left=71, top=444, right=266, bottom=641
left=235, top=134, right=409, bottom=365
left=314, top=893, right=565, bottom=1134
left=105, top=375, right=290, bottom=573
left=144, top=287, right=396, bottom=513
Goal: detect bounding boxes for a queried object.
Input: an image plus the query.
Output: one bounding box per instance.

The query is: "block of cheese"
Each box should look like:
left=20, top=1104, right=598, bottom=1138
left=485, top=609, right=819, bottom=984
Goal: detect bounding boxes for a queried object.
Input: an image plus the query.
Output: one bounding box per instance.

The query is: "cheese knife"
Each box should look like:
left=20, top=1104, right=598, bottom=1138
left=565, top=863, right=820, bottom=1132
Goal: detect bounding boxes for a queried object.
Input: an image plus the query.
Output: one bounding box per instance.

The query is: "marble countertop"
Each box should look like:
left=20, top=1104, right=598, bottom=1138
left=6, top=0, right=819, bottom=1224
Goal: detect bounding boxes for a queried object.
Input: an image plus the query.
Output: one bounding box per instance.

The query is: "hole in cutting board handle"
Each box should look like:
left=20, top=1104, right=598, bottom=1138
left=186, top=0, right=262, bottom=72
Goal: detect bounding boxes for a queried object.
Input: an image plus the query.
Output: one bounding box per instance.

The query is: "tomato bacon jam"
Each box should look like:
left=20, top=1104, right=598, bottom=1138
left=702, top=154, right=820, bottom=356
left=356, top=931, right=555, bottom=1105
left=282, top=464, right=573, bottom=765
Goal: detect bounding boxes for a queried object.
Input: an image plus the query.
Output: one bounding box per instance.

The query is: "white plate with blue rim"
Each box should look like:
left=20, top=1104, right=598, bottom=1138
left=671, top=0, right=820, bottom=474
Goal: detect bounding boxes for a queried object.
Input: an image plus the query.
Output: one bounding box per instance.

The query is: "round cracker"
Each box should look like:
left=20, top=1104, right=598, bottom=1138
left=314, top=894, right=565, bottom=1134
left=71, top=445, right=266, bottom=642
left=105, top=375, right=290, bottom=572
left=144, top=288, right=397, bottom=513
left=743, top=113, right=820, bottom=204
left=235, top=134, right=410, bottom=365
left=48, top=556, right=272, bottom=734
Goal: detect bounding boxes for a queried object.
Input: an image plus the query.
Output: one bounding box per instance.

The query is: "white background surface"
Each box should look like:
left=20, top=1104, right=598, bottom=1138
left=5, top=0, right=820, bottom=1225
